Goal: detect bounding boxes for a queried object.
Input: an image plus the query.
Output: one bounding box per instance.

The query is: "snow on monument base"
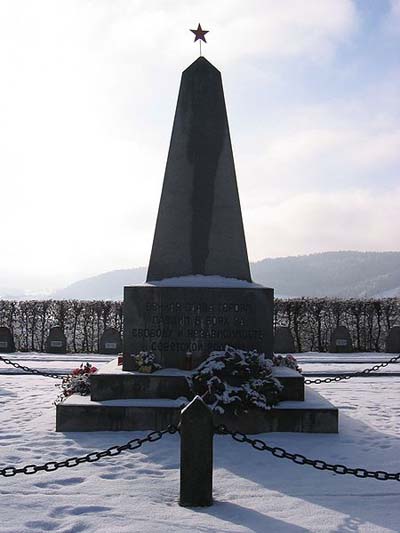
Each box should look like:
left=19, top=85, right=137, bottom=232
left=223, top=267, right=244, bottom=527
left=56, top=360, right=338, bottom=433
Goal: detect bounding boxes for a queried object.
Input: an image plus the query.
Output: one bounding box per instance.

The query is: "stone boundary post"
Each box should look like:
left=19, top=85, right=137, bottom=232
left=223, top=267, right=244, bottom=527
left=179, top=395, right=213, bottom=507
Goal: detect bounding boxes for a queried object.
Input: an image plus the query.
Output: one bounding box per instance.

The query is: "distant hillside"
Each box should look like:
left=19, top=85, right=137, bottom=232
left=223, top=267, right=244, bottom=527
left=50, top=251, right=400, bottom=301
left=252, top=251, right=400, bottom=298
left=52, top=268, right=146, bottom=300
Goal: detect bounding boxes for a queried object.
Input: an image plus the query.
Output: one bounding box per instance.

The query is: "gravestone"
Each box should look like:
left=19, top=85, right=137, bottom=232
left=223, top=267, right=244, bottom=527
left=123, top=57, right=274, bottom=370
left=329, top=326, right=353, bottom=353
left=46, top=327, right=67, bottom=354
left=274, top=327, right=295, bottom=353
left=0, top=326, right=15, bottom=353
left=385, top=326, right=400, bottom=353
left=99, top=328, right=122, bottom=355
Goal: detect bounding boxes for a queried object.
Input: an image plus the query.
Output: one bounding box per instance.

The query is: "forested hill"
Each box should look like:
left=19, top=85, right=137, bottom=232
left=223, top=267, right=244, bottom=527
left=50, top=251, right=400, bottom=300
left=251, top=251, right=400, bottom=298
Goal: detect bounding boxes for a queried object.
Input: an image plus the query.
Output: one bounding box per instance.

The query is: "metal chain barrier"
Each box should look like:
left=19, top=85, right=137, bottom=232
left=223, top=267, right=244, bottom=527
left=304, top=353, right=400, bottom=384
left=215, top=424, right=400, bottom=481
left=0, top=355, right=62, bottom=379
left=2, top=353, right=399, bottom=384
left=0, top=425, right=179, bottom=478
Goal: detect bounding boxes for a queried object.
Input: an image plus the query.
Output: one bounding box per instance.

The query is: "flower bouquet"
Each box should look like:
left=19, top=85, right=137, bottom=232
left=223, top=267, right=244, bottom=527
left=55, top=362, right=97, bottom=404
left=129, top=351, right=161, bottom=373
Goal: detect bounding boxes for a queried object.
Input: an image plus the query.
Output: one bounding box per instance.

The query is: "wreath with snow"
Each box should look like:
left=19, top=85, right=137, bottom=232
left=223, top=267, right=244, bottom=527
left=129, top=351, right=161, bottom=373
left=55, top=362, right=97, bottom=404
left=190, top=346, right=283, bottom=416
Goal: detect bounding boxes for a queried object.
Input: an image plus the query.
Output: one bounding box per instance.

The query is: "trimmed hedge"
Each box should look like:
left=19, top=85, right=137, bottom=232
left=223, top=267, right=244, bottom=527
left=0, top=298, right=399, bottom=353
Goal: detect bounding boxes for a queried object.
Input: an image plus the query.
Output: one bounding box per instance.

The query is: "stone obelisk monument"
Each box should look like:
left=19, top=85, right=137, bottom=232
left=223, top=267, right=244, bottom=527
left=147, top=56, right=251, bottom=282
left=123, top=43, right=273, bottom=370
left=57, top=29, right=337, bottom=435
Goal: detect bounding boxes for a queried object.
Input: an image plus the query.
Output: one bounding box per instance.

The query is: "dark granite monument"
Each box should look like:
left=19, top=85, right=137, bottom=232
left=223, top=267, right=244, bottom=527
left=56, top=52, right=338, bottom=434
left=329, top=325, right=353, bottom=353
left=123, top=57, right=273, bottom=370
left=99, top=328, right=122, bottom=355
left=385, top=326, right=400, bottom=353
left=46, top=326, right=67, bottom=354
left=0, top=326, right=15, bottom=353
left=274, top=326, right=296, bottom=353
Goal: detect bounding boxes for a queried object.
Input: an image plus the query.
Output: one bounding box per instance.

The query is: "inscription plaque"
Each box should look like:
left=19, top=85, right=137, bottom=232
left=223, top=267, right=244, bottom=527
left=335, top=339, right=348, bottom=347
left=0, top=341, right=8, bottom=348
left=123, top=285, right=274, bottom=370
left=105, top=342, right=117, bottom=349
left=50, top=340, right=63, bottom=348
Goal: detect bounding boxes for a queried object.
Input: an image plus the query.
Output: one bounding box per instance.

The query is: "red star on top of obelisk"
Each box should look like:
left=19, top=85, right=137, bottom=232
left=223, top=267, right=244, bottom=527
left=190, top=23, right=209, bottom=56
left=190, top=23, right=209, bottom=43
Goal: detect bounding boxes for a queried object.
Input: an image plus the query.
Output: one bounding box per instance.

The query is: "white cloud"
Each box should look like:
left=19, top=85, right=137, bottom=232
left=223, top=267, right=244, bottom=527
left=245, top=187, right=400, bottom=259
left=0, top=1, right=398, bottom=291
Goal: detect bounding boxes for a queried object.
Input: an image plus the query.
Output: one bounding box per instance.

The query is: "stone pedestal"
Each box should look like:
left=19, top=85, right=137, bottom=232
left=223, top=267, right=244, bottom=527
left=123, top=285, right=274, bottom=370
left=56, top=359, right=337, bottom=433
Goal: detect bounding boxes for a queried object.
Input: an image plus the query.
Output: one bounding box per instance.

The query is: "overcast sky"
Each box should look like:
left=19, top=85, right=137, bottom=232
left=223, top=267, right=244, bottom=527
left=1, top=0, right=399, bottom=292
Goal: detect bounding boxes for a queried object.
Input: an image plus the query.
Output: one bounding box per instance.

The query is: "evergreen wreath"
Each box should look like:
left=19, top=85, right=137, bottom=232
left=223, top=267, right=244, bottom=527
left=190, top=346, right=283, bottom=416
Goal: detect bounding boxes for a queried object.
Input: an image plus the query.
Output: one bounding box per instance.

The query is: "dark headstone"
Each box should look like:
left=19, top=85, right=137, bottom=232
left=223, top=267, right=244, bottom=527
left=99, top=328, right=122, bottom=355
left=329, top=326, right=353, bottom=353
left=123, top=285, right=273, bottom=370
left=179, top=396, right=213, bottom=507
left=147, top=57, right=251, bottom=282
left=385, top=326, right=400, bottom=353
left=274, top=327, right=295, bottom=353
left=0, top=326, right=15, bottom=353
left=46, top=327, right=67, bottom=354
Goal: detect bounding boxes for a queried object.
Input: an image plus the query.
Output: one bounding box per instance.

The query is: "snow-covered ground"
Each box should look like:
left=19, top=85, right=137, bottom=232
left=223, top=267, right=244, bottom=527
left=1, top=353, right=400, bottom=532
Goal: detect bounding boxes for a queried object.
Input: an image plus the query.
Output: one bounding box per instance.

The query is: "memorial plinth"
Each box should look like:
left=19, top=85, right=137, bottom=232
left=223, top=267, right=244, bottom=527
left=57, top=359, right=337, bottom=432
left=123, top=284, right=273, bottom=370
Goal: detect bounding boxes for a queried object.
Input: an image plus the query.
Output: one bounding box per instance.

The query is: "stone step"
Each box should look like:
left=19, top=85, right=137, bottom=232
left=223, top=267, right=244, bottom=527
left=90, top=359, right=304, bottom=402
left=56, top=388, right=336, bottom=433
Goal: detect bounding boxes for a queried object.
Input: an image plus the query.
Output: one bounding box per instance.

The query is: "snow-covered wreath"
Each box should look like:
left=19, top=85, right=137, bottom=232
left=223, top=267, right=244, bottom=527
left=190, top=346, right=300, bottom=416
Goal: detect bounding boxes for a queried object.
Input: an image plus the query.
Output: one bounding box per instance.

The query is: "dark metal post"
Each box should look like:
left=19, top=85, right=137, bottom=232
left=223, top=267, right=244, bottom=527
left=179, top=395, right=213, bottom=507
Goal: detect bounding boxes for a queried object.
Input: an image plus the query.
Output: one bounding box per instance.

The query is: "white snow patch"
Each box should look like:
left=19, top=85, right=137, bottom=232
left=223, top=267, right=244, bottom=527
left=143, top=275, right=265, bottom=288
left=1, top=354, right=400, bottom=532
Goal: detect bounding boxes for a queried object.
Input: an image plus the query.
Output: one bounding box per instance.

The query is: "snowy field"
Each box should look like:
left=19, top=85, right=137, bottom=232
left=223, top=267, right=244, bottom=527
left=1, top=353, right=400, bottom=532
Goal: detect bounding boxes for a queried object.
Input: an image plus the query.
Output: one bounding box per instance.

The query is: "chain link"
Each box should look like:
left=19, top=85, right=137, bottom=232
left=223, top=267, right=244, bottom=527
left=2, top=353, right=399, bottom=384
left=0, top=355, right=62, bottom=379
left=0, top=425, right=179, bottom=478
left=304, top=353, right=400, bottom=384
left=215, top=425, right=400, bottom=481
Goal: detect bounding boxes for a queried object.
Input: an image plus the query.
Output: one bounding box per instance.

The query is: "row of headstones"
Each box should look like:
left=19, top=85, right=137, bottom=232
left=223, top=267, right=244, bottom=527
left=0, top=326, right=122, bottom=354
left=1, top=324, right=400, bottom=355
left=274, top=325, right=400, bottom=353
